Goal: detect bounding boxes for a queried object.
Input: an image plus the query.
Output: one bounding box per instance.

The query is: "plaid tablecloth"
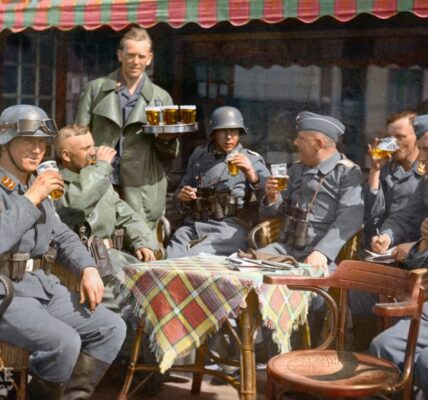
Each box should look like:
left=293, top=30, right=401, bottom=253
left=114, top=255, right=324, bottom=372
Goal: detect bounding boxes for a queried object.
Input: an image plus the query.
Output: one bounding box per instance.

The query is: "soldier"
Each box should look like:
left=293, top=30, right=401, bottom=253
left=166, top=106, right=270, bottom=258
left=54, top=124, right=158, bottom=270
left=363, top=110, right=421, bottom=247
left=368, top=117, right=428, bottom=398
left=259, top=111, right=364, bottom=271
left=0, top=105, right=126, bottom=399
left=354, top=115, right=428, bottom=392
left=75, top=27, right=179, bottom=237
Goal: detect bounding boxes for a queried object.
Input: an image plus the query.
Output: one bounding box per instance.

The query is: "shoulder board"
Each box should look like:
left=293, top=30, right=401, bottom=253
left=0, top=175, right=16, bottom=191
left=337, top=158, right=356, bottom=168
left=246, top=149, right=261, bottom=157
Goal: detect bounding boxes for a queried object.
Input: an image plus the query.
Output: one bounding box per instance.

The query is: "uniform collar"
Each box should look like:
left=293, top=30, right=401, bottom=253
left=0, top=166, right=32, bottom=193
left=208, top=142, right=243, bottom=159
left=305, top=151, right=341, bottom=176
left=59, top=166, right=79, bottom=183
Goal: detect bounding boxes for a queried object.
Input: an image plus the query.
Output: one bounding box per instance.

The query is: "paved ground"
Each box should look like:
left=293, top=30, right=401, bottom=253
left=93, top=360, right=267, bottom=399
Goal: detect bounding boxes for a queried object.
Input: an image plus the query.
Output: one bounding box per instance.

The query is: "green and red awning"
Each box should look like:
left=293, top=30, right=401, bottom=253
left=1, top=0, right=428, bottom=32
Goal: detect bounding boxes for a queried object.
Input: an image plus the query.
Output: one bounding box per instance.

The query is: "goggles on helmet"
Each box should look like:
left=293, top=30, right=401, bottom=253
left=0, top=119, right=58, bottom=135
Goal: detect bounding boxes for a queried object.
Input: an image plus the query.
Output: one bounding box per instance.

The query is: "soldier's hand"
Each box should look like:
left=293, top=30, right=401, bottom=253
left=230, top=153, right=259, bottom=184
left=392, top=242, right=414, bottom=262
left=304, top=251, right=328, bottom=274
left=264, top=176, right=280, bottom=204
left=178, top=186, right=197, bottom=202
left=80, top=266, right=104, bottom=311
left=96, top=145, right=116, bottom=164
left=25, top=170, right=64, bottom=206
left=420, top=218, right=428, bottom=241
left=135, top=247, right=156, bottom=261
left=371, top=233, right=392, bottom=254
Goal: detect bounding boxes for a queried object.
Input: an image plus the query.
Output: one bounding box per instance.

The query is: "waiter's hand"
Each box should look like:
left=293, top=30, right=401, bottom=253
left=135, top=247, right=156, bottom=261
left=157, top=133, right=180, bottom=141
left=80, top=267, right=104, bottom=311
left=25, top=170, right=64, bottom=206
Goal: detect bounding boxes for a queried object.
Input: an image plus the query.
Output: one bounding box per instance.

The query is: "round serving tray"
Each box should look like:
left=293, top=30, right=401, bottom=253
left=138, top=122, right=199, bottom=134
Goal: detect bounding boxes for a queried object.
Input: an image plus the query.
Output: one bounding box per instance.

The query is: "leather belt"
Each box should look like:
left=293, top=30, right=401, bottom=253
left=102, top=239, right=114, bottom=250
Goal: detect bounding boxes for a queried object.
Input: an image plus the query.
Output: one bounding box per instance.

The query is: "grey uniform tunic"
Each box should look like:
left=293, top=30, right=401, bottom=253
left=363, top=160, right=423, bottom=246
left=0, top=168, right=126, bottom=382
left=361, top=178, right=428, bottom=396
left=166, top=142, right=270, bottom=258
left=259, top=152, right=364, bottom=265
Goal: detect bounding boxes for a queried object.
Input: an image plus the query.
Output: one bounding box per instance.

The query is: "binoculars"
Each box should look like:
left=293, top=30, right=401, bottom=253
left=284, top=205, right=309, bottom=250
left=193, top=186, right=236, bottom=221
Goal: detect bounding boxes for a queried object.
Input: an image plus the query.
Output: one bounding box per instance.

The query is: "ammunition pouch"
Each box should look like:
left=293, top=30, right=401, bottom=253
left=86, top=237, right=114, bottom=278
left=0, top=252, right=51, bottom=282
left=192, top=188, right=239, bottom=222
left=112, top=228, right=124, bottom=251
left=0, top=253, right=30, bottom=282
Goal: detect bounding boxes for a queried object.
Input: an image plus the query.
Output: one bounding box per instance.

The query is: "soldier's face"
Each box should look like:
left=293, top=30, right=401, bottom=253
left=213, top=129, right=240, bottom=153
left=417, top=134, right=428, bottom=165
left=117, top=39, right=153, bottom=82
left=294, top=131, right=319, bottom=166
left=61, top=133, right=96, bottom=173
left=6, top=137, right=47, bottom=173
left=387, top=117, right=417, bottom=162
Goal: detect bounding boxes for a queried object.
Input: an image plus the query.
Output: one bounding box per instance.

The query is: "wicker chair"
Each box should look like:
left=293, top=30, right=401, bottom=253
left=0, top=274, right=29, bottom=400
left=248, top=218, right=362, bottom=261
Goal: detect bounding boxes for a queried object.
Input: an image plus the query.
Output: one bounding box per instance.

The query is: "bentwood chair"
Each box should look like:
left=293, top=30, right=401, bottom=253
left=263, top=260, right=425, bottom=400
left=0, top=274, right=29, bottom=400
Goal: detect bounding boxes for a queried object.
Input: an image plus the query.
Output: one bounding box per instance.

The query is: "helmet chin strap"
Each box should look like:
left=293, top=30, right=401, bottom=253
left=5, top=142, right=29, bottom=174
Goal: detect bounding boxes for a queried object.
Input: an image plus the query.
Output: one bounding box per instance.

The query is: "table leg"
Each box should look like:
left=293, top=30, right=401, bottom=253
left=239, top=291, right=258, bottom=400
left=191, top=340, right=208, bottom=394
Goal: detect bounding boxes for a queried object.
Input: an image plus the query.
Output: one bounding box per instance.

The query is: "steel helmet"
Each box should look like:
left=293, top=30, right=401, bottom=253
left=207, top=106, right=248, bottom=136
left=0, top=105, right=58, bottom=145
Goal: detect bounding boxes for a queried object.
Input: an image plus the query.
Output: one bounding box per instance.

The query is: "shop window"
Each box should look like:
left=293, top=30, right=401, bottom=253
left=2, top=32, right=57, bottom=116
left=387, top=68, right=423, bottom=114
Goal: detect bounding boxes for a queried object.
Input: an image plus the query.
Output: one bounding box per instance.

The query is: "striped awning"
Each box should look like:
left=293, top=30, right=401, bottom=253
left=1, top=0, right=428, bottom=32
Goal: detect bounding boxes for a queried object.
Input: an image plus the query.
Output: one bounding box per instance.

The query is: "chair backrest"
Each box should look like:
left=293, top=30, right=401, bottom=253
left=248, top=218, right=283, bottom=249
left=248, top=218, right=362, bottom=262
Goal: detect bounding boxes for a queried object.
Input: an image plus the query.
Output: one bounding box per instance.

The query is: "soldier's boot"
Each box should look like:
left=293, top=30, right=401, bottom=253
left=28, top=375, right=65, bottom=400
left=63, top=352, right=110, bottom=400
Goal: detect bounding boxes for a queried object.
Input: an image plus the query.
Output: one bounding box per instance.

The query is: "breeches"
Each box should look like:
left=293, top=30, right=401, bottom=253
left=0, top=283, right=126, bottom=382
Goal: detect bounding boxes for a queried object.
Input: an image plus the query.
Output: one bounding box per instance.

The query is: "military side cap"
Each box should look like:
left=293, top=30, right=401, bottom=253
left=296, top=111, right=345, bottom=143
left=412, top=115, right=428, bottom=139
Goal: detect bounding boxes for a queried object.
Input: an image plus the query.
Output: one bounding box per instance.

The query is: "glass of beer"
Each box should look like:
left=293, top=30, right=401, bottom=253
left=227, top=150, right=240, bottom=176
left=86, top=147, right=98, bottom=165
left=36, top=160, right=64, bottom=200
left=180, top=105, right=196, bottom=124
left=271, top=163, right=288, bottom=191
left=145, top=106, right=161, bottom=125
left=162, top=105, right=179, bottom=125
left=371, top=136, right=399, bottom=160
